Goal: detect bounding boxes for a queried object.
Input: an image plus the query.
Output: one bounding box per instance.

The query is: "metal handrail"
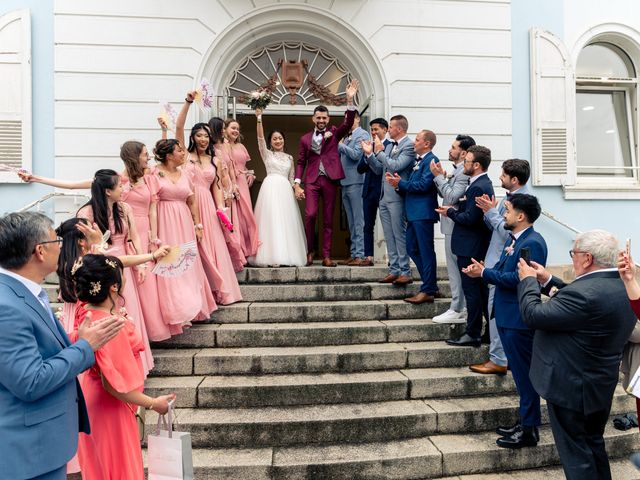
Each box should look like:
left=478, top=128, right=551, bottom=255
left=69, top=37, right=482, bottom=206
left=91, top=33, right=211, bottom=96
left=541, top=209, right=582, bottom=235
left=17, top=192, right=89, bottom=213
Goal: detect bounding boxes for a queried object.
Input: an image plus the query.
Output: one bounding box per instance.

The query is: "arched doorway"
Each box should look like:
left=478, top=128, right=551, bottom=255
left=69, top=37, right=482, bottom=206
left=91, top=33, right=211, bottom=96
left=197, top=5, right=388, bottom=259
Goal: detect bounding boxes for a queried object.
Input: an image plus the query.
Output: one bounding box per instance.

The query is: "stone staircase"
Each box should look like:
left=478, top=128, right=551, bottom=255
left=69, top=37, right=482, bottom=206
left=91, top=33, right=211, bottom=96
left=48, top=265, right=640, bottom=479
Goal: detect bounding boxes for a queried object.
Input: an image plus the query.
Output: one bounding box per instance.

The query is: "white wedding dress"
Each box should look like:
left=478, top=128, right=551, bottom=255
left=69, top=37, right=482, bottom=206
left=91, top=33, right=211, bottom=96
left=249, top=137, right=307, bottom=267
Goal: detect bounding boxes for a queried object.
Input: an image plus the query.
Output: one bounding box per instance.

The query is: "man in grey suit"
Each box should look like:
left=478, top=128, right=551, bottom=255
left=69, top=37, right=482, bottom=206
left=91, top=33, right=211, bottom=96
left=362, top=115, right=415, bottom=285
left=338, top=110, right=370, bottom=266
left=430, top=134, right=474, bottom=323
left=469, top=159, right=531, bottom=375
left=517, top=230, right=636, bottom=480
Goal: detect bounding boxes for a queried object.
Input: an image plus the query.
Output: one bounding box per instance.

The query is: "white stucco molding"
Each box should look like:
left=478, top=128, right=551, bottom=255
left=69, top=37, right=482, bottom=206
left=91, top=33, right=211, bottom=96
left=194, top=4, right=388, bottom=120
left=569, top=22, right=640, bottom=66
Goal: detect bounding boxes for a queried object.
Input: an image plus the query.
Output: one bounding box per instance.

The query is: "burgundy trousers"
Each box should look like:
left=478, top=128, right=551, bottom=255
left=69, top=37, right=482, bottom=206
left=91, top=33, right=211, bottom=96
left=304, top=175, right=338, bottom=258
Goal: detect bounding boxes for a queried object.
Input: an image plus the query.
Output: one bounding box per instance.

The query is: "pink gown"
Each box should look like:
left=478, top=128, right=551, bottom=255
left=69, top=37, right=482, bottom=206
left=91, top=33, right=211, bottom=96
left=185, top=159, right=242, bottom=305
left=77, top=203, right=154, bottom=376
left=215, top=144, right=247, bottom=271
left=74, top=305, right=145, bottom=480
left=146, top=167, right=217, bottom=328
left=228, top=143, right=260, bottom=257
left=121, top=175, right=173, bottom=341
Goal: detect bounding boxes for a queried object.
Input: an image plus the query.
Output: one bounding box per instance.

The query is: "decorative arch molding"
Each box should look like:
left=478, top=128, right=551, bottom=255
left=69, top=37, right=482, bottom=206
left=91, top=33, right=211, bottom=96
left=196, top=4, right=387, bottom=117
left=570, top=23, right=640, bottom=68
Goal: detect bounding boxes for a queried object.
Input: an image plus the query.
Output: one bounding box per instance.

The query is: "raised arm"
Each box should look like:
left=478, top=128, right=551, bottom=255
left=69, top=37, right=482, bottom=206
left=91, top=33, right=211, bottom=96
left=175, top=90, right=196, bottom=148
left=255, top=108, right=269, bottom=164
left=333, top=79, right=359, bottom=141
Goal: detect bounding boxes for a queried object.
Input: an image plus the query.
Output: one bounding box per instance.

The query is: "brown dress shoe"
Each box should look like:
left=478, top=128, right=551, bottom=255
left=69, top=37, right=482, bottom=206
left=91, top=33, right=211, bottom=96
left=341, top=257, right=354, bottom=265
left=403, top=292, right=435, bottom=304
left=322, top=257, right=337, bottom=267
left=360, top=258, right=374, bottom=266
left=306, top=253, right=314, bottom=266
left=469, top=360, right=508, bottom=375
left=392, top=275, right=413, bottom=286
left=379, top=274, right=399, bottom=283
left=348, top=258, right=365, bottom=266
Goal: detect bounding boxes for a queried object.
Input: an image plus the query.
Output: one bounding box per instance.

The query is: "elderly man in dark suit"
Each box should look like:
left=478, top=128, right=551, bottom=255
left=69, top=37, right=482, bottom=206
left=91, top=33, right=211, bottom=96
left=517, top=229, right=637, bottom=480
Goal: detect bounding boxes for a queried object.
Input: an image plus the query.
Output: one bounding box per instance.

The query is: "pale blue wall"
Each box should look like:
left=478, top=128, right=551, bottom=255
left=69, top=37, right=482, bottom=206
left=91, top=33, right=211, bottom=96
left=511, top=0, right=638, bottom=265
left=0, top=0, right=54, bottom=214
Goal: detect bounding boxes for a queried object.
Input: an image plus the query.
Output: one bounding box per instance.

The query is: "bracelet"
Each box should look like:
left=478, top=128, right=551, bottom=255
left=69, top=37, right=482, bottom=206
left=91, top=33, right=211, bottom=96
left=185, top=98, right=193, bottom=103
left=150, top=252, right=156, bottom=262
left=147, top=399, right=155, bottom=410
left=256, top=115, right=262, bottom=122
left=161, top=128, right=168, bottom=132
left=195, top=223, right=204, bottom=230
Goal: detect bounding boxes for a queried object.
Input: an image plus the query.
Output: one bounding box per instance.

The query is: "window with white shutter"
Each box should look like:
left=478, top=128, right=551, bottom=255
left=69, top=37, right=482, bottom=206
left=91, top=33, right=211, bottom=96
left=0, top=9, right=31, bottom=183
left=530, top=28, right=576, bottom=186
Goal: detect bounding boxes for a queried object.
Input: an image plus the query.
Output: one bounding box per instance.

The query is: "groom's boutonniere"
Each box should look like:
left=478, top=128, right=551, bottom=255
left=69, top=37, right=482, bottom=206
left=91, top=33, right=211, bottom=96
left=504, top=245, right=515, bottom=256
left=412, top=161, right=420, bottom=171
left=323, top=131, right=333, bottom=140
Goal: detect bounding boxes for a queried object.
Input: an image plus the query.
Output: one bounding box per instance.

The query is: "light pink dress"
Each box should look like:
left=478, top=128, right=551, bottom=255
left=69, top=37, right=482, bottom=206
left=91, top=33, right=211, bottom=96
left=228, top=143, right=260, bottom=257
left=121, top=175, right=172, bottom=341
left=185, top=159, right=242, bottom=305
left=214, top=144, right=247, bottom=271
left=146, top=167, right=217, bottom=328
left=77, top=202, right=154, bottom=376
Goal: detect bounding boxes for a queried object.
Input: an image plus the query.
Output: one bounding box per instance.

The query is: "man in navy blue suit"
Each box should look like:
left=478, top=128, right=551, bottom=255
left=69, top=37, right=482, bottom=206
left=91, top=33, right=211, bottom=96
left=386, top=129, right=440, bottom=303
left=436, top=145, right=494, bottom=346
left=357, top=118, right=389, bottom=266
left=463, top=194, right=548, bottom=449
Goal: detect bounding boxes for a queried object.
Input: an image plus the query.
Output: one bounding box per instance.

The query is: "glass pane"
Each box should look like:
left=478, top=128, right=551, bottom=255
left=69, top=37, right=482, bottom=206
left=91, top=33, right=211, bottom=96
left=576, top=90, right=634, bottom=177
left=576, top=43, right=636, bottom=78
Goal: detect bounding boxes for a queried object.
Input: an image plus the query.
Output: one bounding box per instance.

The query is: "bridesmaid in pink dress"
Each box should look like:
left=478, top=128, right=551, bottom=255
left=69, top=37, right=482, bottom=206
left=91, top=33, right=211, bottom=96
left=225, top=118, right=260, bottom=257
left=147, top=139, right=217, bottom=327
left=70, top=254, right=175, bottom=480
left=209, top=116, right=247, bottom=271
left=77, top=169, right=154, bottom=377
left=175, top=95, right=242, bottom=304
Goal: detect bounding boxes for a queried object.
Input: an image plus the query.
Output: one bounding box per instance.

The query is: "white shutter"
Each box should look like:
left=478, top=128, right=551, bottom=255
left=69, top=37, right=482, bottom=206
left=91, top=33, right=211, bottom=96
left=0, top=9, right=31, bottom=183
left=530, top=28, right=576, bottom=186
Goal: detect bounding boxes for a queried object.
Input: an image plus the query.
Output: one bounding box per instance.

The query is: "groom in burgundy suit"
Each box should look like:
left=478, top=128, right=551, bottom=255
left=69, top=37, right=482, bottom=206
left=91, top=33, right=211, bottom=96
left=294, top=79, right=360, bottom=267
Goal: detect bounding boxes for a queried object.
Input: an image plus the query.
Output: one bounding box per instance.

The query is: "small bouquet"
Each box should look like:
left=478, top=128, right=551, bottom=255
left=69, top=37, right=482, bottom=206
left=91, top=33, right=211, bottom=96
left=246, top=89, right=272, bottom=110
left=194, top=78, right=214, bottom=113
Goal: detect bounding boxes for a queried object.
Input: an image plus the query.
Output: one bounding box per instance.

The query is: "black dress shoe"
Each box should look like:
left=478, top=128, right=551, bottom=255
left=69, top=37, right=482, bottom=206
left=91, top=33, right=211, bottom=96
left=496, top=426, right=539, bottom=449
left=445, top=333, right=481, bottom=347
left=497, top=423, right=540, bottom=441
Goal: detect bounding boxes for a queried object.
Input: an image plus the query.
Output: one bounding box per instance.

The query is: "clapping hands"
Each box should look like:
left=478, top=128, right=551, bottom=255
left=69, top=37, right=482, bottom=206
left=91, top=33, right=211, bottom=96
left=475, top=194, right=498, bottom=213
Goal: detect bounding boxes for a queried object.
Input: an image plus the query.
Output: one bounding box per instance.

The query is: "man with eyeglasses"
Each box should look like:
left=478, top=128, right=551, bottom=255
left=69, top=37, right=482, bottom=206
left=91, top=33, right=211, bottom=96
left=517, top=229, right=636, bottom=480
left=0, top=212, right=124, bottom=480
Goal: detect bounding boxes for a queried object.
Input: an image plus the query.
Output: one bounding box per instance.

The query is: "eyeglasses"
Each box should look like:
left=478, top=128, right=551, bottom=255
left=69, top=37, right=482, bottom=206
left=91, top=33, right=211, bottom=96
left=569, top=249, right=589, bottom=258
left=36, top=237, right=63, bottom=247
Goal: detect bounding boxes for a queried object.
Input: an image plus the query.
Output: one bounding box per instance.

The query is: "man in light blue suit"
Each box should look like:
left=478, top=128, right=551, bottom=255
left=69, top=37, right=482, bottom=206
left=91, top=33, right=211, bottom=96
left=387, top=130, right=440, bottom=303
left=470, top=159, right=532, bottom=376
left=338, top=110, right=370, bottom=266
left=362, top=114, right=415, bottom=285
left=0, top=212, right=124, bottom=480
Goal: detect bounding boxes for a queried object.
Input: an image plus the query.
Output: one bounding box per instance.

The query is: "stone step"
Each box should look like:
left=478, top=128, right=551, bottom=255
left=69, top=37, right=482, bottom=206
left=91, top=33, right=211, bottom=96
left=145, top=390, right=633, bottom=448
left=151, top=341, right=488, bottom=376
left=162, top=425, right=638, bottom=479
left=236, top=264, right=449, bottom=284
left=238, top=281, right=452, bottom=303
left=144, top=367, right=516, bottom=408
left=153, top=319, right=463, bottom=349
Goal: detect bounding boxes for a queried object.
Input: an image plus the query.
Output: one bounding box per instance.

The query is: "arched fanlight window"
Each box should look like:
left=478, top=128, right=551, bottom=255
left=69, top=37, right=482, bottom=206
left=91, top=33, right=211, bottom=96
left=225, top=42, right=359, bottom=107
left=575, top=42, right=638, bottom=179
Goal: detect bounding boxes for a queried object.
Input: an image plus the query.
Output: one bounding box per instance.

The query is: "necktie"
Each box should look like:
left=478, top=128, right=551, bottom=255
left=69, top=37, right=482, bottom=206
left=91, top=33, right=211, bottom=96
left=37, top=289, right=57, bottom=327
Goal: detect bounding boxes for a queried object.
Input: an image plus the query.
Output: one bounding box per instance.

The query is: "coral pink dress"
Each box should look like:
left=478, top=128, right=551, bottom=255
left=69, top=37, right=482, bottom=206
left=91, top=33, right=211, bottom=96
left=147, top=167, right=217, bottom=328
left=121, top=175, right=172, bottom=341
left=77, top=203, right=154, bottom=376
left=74, top=305, right=145, bottom=480
left=185, top=159, right=242, bottom=305
left=228, top=143, right=260, bottom=257
left=215, top=144, right=247, bottom=271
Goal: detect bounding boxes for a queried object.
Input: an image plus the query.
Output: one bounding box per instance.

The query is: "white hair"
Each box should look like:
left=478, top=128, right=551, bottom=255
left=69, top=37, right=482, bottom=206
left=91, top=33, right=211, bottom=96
left=574, top=229, right=619, bottom=268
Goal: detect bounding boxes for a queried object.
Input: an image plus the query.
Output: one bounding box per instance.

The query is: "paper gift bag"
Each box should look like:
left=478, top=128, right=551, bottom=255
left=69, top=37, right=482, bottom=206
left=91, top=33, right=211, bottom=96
left=147, top=402, right=194, bottom=480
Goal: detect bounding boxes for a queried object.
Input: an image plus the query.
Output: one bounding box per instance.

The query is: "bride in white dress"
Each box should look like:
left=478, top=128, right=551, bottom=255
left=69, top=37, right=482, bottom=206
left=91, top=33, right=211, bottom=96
left=249, top=108, right=307, bottom=267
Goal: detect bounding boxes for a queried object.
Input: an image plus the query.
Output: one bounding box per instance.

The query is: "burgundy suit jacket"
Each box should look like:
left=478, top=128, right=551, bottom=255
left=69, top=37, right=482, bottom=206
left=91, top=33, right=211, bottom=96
left=296, top=108, right=356, bottom=184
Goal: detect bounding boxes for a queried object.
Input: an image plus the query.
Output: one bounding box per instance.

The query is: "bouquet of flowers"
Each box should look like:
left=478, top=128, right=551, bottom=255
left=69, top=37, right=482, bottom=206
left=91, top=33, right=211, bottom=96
left=194, top=78, right=214, bottom=113
left=246, top=89, right=272, bottom=110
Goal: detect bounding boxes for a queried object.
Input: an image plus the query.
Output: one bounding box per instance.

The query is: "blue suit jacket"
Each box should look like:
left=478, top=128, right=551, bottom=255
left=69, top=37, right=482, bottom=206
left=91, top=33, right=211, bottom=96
left=339, top=126, right=369, bottom=186
left=448, top=173, right=494, bottom=259
left=0, top=273, right=94, bottom=478
left=397, top=151, right=440, bottom=222
left=482, top=227, right=548, bottom=330
left=357, top=139, right=389, bottom=200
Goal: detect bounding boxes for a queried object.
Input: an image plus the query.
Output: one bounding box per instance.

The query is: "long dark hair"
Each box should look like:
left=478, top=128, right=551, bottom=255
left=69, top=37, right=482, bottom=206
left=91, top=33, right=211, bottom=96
left=73, top=254, right=124, bottom=313
left=187, top=123, right=215, bottom=157
left=267, top=129, right=286, bottom=151
left=120, top=140, right=146, bottom=183
left=208, top=117, right=225, bottom=144
left=56, top=217, right=89, bottom=303
left=79, top=169, right=123, bottom=243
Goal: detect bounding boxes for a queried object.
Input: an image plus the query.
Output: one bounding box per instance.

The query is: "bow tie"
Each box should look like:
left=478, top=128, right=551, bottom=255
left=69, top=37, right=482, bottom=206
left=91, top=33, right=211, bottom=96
left=415, top=155, right=423, bottom=161
left=506, top=192, right=514, bottom=200
left=315, top=130, right=325, bottom=136
left=391, top=141, right=398, bottom=146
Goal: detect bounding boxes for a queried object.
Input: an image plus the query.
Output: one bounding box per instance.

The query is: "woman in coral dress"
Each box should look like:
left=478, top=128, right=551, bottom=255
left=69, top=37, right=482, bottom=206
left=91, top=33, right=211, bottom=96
left=71, top=254, right=175, bottom=480
left=175, top=93, right=242, bottom=304
left=147, top=138, right=218, bottom=328
left=225, top=118, right=260, bottom=258
left=77, top=169, right=154, bottom=376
